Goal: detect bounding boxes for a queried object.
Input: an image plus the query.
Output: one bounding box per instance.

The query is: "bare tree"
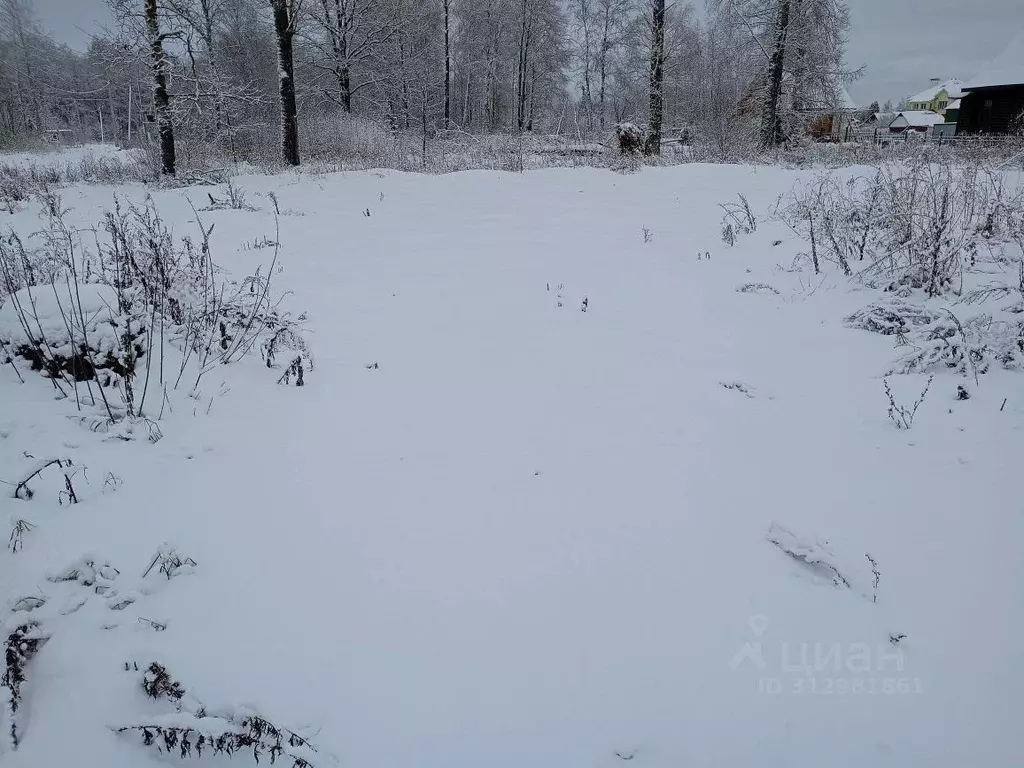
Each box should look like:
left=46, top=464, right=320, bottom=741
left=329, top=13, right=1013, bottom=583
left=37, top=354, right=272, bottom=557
left=568, top=0, right=594, bottom=125
left=0, top=0, right=45, bottom=135
left=594, top=0, right=633, bottom=130
left=162, top=0, right=263, bottom=158
left=308, top=0, right=397, bottom=113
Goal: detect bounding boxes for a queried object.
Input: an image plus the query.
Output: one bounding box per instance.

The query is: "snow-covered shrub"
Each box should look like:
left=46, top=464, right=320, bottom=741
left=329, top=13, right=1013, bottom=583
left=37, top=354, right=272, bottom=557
left=888, top=314, right=1024, bottom=376
left=882, top=375, right=933, bottom=429
left=779, top=159, right=1024, bottom=296
left=0, top=173, right=30, bottom=213
left=0, top=283, right=146, bottom=383
left=0, top=151, right=153, bottom=190
left=720, top=194, right=757, bottom=235
left=737, top=282, right=779, bottom=295
left=262, top=325, right=313, bottom=387
left=844, top=298, right=947, bottom=336
left=11, top=457, right=81, bottom=503
left=959, top=259, right=1024, bottom=312
left=142, top=546, right=197, bottom=580
left=142, top=662, right=185, bottom=701
left=115, top=662, right=322, bottom=767
left=865, top=554, right=881, bottom=603
left=2, top=622, right=47, bottom=750
left=720, top=195, right=756, bottom=247
left=846, top=294, right=1024, bottom=377
left=7, top=519, right=33, bottom=553
left=47, top=554, right=120, bottom=587
left=201, top=178, right=257, bottom=212
left=0, top=192, right=309, bottom=419
left=721, top=222, right=736, bottom=246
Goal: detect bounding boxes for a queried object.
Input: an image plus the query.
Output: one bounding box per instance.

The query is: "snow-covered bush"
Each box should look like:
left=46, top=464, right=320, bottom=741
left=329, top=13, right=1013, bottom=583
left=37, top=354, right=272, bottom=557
left=2, top=622, right=47, bottom=750
left=844, top=298, right=947, bottom=336
left=10, top=457, right=82, bottom=504
left=882, top=375, right=933, bottom=429
left=737, top=282, right=779, bottom=295
left=0, top=173, right=30, bottom=213
left=846, top=295, right=1024, bottom=377
left=720, top=194, right=756, bottom=247
left=779, top=159, right=1024, bottom=295
left=888, top=313, right=1024, bottom=377
left=116, top=662, right=322, bottom=767
left=0, top=192, right=309, bottom=418
left=0, top=283, right=146, bottom=383
left=0, top=151, right=153, bottom=190
left=200, top=178, right=257, bottom=212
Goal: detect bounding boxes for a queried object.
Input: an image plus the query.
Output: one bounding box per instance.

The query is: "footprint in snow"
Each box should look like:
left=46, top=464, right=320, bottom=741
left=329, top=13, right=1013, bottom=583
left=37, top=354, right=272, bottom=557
left=720, top=381, right=756, bottom=398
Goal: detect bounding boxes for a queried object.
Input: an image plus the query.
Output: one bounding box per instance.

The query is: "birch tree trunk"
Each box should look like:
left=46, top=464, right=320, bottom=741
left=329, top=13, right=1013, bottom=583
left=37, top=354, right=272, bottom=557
left=145, top=0, right=176, bottom=175
left=271, top=0, right=300, bottom=166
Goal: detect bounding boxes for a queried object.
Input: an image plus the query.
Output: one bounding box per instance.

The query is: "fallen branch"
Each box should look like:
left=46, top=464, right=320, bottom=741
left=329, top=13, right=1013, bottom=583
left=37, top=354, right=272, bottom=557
left=767, top=523, right=852, bottom=589
left=12, top=457, right=75, bottom=501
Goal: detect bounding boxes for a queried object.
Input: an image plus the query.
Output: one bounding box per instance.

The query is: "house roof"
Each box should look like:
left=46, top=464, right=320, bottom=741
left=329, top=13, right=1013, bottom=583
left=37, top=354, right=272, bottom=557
left=907, top=79, right=963, bottom=103
left=871, top=112, right=898, bottom=124
left=837, top=86, right=857, bottom=110
left=794, top=80, right=857, bottom=111
left=946, top=99, right=961, bottom=110
left=964, top=33, right=1024, bottom=89
left=891, top=111, right=945, bottom=127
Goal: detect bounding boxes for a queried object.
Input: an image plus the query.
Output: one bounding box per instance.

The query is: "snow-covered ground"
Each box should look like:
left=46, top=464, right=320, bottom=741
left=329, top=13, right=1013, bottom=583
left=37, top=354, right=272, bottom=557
left=0, top=143, right=139, bottom=170
left=1, top=161, right=1021, bottom=768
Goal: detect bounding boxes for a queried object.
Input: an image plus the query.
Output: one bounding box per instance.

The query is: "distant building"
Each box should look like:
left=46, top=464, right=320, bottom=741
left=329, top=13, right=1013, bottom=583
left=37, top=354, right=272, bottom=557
left=888, top=111, right=945, bottom=133
left=800, top=85, right=858, bottom=141
left=867, top=112, right=897, bottom=127
left=735, top=75, right=858, bottom=142
left=957, top=35, right=1024, bottom=135
left=943, top=99, right=962, bottom=125
left=905, top=78, right=964, bottom=116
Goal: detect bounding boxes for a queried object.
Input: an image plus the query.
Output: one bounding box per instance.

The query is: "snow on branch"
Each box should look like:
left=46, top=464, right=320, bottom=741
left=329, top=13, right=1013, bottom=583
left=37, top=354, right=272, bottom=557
left=766, top=523, right=879, bottom=601
left=114, top=662, right=323, bottom=767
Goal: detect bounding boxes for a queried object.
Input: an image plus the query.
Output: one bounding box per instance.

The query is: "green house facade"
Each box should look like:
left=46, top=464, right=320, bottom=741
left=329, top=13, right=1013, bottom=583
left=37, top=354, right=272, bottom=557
left=906, top=79, right=964, bottom=116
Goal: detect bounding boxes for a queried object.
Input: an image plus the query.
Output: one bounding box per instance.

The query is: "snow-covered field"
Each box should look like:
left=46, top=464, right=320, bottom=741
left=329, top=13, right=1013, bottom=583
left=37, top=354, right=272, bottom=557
left=1, top=159, right=1022, bottom=767
left=0, top=143, right=140, bottom=170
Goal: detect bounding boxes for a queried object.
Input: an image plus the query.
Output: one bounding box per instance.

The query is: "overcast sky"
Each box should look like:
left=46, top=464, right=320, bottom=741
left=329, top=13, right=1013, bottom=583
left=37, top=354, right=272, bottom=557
left=28, top=0, right=1024, bottom=107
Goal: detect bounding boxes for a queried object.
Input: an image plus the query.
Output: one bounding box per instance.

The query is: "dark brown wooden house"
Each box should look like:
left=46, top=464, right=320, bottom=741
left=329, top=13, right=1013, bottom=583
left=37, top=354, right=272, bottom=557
left=957, top=85, right=1024, bottom=134
left=957, top=35, right=1024, bottom=135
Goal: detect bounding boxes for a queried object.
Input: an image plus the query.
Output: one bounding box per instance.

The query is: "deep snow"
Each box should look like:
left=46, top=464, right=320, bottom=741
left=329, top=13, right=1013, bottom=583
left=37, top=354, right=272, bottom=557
left=1, top=161, right=1022, bottom=768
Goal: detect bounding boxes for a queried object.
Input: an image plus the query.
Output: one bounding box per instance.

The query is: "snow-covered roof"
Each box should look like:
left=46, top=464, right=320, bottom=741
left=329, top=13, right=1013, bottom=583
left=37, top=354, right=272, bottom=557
left=907, top=79, right=964, bottom=103
left=946, top=99, right=961, bottom=110
left=891, top=110, right=945, bottom=127
left=793, top=81, right=858, bottom=112
left=964, top=33, right=1024, bottom=89
left=871, top=112, right=897, bottom=125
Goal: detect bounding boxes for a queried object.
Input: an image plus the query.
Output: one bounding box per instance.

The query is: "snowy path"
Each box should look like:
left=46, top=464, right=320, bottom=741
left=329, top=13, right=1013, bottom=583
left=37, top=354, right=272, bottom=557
left=2, top=166, right=1021, bottom=768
